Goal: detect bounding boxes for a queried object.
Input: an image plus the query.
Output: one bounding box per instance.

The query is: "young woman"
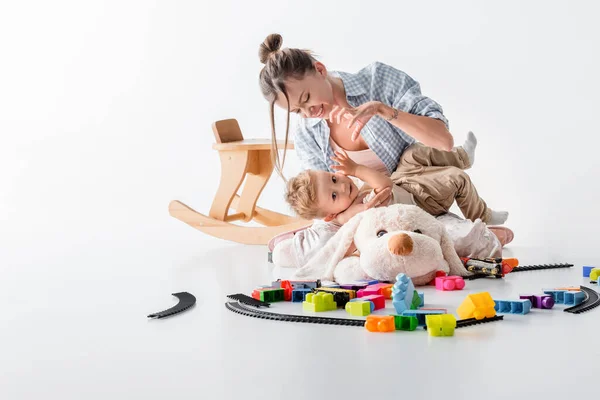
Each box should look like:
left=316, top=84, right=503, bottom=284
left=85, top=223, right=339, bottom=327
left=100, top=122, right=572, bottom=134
left=258, top=33, right=513, bottom=268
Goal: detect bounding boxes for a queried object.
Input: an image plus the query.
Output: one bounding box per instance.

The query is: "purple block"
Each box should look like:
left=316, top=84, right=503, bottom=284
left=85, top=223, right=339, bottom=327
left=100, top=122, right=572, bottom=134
left=519, top=295, right=534, bottom=303
left=339, top=283, right=369, bottom=290
left=535, top=295, right=555, bottom=309
left=521, top=294, right=554, bottom=309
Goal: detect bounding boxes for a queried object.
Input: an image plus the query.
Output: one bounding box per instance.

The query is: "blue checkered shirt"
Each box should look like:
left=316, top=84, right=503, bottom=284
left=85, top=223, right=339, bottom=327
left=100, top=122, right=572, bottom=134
left=293, top=62, right=449, bottom=175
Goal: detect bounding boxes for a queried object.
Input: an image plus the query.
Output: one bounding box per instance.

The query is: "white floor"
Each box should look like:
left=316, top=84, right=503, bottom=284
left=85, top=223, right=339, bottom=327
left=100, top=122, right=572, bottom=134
left=2, top=216, right=598, bottom=399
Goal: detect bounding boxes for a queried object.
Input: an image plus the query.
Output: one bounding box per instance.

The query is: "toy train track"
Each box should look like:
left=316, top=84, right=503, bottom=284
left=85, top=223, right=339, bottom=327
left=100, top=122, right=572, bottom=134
left=424, top=315, right=504, bottom=330
left=226, top=301, right=506, bottom=330
left=226, top=293, right=271, bottom=308
left=225, top=301, right=366, bottom=326
left=564, top=286, right=600, bottom=314
left=510, top=263, right=573, bottom=273
left=456, top=315, right=504, bottom=327
left=465, top=263, right=574, bottom=280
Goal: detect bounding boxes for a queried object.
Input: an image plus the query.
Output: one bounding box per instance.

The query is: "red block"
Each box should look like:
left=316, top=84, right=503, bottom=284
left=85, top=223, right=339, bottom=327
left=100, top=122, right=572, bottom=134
left=359, top=294, right=385, bottom=310
left=280, top=280, right=293, bottom=301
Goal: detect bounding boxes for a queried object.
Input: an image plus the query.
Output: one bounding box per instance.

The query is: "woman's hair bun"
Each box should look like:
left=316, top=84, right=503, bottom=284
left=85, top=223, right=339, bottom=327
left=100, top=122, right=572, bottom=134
left=259, top=33, right=283, bottom=64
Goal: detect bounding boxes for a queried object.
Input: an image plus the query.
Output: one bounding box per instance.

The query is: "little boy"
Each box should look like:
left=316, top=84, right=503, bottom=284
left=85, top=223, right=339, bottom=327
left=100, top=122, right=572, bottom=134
left=285, top=132, right=508, bottom=227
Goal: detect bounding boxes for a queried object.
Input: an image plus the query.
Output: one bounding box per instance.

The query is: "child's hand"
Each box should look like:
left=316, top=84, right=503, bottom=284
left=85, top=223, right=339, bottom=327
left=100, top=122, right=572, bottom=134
left=362, top=187, right=392, bottom=210
left=331, top=149, right=358, bottom=176
left=335, top=187, right=391, bottom=224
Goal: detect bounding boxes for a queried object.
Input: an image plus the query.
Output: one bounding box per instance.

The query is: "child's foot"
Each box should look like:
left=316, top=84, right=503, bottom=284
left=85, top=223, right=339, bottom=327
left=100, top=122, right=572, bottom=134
left=488, top=210, right=509, bottom=225
left=463, top=131, right=477, bottom=167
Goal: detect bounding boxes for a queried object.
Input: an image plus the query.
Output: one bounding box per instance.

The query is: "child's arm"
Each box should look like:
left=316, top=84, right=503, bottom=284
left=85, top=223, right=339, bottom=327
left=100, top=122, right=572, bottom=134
left=331, top=150, right=393, bottom=193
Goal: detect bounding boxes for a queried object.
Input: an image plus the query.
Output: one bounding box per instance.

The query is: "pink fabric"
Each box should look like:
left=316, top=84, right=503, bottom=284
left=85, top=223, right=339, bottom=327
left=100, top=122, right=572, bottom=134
left=330, top=138, right=388, bottom=175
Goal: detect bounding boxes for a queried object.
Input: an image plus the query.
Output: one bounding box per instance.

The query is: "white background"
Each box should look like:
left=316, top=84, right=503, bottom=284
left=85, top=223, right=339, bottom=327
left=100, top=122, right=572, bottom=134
left=1, top=1, right=599, bottom=399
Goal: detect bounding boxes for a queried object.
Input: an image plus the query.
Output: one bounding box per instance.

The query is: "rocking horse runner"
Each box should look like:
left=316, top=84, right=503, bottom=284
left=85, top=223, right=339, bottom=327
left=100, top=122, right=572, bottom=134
left=169, top=119, right=312, bottom=245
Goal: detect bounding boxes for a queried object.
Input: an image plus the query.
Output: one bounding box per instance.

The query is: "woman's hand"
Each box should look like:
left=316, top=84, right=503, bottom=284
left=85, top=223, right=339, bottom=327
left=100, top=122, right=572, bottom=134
left=330, top=149, right=358, bottom=176
left=329, top=101, right=382, bottom=141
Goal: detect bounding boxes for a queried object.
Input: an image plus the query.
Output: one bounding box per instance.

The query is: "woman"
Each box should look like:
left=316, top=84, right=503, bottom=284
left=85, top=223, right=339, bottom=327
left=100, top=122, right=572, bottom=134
left=258, top=33, right=513, bottom=267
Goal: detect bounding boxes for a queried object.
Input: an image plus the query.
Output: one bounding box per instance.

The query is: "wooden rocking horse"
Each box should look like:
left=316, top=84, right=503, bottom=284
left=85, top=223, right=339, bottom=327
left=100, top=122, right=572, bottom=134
left=168, top=118, right=313, bottom=245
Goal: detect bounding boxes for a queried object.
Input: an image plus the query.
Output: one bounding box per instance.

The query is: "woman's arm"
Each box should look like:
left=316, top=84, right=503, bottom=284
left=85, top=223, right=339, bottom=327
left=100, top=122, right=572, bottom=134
left=376, top=103, right=454, bottom=151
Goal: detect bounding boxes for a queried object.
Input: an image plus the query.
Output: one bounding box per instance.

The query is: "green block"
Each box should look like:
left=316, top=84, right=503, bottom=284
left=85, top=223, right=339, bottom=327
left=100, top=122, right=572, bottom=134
left=410, top=290, right=421, bottom=310
left=393, top=315, right=418, bottom=331
left=260, top=289, right=284, bottom=302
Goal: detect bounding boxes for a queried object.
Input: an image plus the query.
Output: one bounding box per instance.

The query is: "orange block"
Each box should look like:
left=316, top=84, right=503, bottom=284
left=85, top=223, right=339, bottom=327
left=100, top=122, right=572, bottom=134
left=365, top=315, right=395, bottom=332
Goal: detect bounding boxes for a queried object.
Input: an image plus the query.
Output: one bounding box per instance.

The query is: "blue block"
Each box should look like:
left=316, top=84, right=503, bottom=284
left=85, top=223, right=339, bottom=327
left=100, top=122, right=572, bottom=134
left=291, top=289, right=311, bottom=302
left=391, top=273, right=415, bottom=314
left=494, top=299, right=531, bottom=315
left=564, top=291, right=585, bottom=306
left=543, top=290, right=566, bottom=304
left=349, top=297, right=375, bottom=312
left=418, top=292, right=424, bottom=308
left=583, top=266, right=594, bottom=278
left=357, top=279, right=379, bottom=285
left=402, top=309, right=445, bottom=326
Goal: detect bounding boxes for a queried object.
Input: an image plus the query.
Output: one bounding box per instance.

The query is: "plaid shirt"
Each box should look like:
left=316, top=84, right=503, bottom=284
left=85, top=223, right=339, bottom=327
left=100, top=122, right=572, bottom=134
left=293, top=62, right=449, bottom=175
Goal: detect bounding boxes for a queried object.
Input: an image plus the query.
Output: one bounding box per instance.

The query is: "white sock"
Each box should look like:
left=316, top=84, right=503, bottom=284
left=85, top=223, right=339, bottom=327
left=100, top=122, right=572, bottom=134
left=488, top=210, right=509, bottom=225
left=463, top=131, right=477, bottom=167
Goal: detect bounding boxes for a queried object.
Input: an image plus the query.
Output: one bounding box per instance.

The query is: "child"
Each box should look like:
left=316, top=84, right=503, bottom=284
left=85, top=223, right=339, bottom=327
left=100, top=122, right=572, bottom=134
left=285, top=132, right=509, bottom=227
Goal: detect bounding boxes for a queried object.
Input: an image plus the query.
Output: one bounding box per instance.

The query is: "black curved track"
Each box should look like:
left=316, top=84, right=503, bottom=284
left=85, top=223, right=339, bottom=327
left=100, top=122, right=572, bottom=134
left=225, top=301, right=365, bottom=326
left=147, top=292, right=196, bottom=319
left=225, top=301, right=505, bottom=329
left=510, top=263, right=573, bottom=273
left=564, top=286, right=600, bottom=314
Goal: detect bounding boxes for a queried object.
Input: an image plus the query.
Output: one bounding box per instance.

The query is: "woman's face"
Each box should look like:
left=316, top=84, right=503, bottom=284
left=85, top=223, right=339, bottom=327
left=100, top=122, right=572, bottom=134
left=275, top=62, right=336, bottom=119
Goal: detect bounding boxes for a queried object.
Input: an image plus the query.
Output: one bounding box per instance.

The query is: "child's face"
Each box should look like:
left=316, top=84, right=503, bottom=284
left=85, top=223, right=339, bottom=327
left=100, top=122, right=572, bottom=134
left=312, top=170, right=359, bottom=220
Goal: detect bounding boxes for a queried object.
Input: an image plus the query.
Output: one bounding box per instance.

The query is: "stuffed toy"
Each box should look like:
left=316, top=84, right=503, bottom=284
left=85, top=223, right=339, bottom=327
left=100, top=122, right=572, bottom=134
left=289, top=204, right=473, bottom=285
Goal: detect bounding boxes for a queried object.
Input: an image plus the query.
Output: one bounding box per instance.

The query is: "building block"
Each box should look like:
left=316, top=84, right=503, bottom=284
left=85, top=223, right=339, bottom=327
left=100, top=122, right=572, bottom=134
left=349, top=298, right=375, bottom=312
left=345, top=301, right=372, bottom=316
left=583, top=266, right=595, bottom=278
left=339, top=282, right=369, bottom=290
left=291, top=288, right=312, bottom=303
left=289, top=279, right=321, bottom=289
left=520, top=294, right=554, bottom=309
left=564, top=291, right=585, bottom=306
left=392, top=315, right=418, bottom=331
left=322, top=282, right=340, bottom=288
left=402, top=309, right=446, bottom=326
left=590, top=269, right=600, bottom=281
left=392, top=273, right=417, bottom=314
left=365, top=315, right=395, bottom=332
left=417, top=292, right=424, bottom=307
left=435, top=276, right=465, bottom=291
left=313, top=287, right=356, bottom=307
left=252, top=288, right=285, bottom=302
left=280, top=280, right=293, bottom=301
left=357, top=279, right=379, bottom=285
left=457, top=292, right=496, bottom=320
left=303, top=292, right=337, bottom=312
left=354, top=294, right=385, bottom=310
left=357, top=283, right=393, bottom=298
left=493, top=299, right=531, bottom=315
left=425, top=314, right=457, bottom=337
left=543, top=290, right=566, bottom=304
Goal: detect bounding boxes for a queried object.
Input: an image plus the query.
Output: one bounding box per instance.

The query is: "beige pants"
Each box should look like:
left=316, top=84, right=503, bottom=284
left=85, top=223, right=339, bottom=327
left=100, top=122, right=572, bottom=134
left=390, top=143, right=492, bottom=223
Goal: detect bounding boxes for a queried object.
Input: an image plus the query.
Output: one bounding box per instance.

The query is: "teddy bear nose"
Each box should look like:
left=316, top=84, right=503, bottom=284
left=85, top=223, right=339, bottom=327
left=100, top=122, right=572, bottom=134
left=388, top=233, right=414, bottom=256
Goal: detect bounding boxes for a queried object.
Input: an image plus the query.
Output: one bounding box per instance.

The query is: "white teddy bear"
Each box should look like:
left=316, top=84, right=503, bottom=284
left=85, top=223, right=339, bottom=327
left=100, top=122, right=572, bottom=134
left=284, top=204, right=494, bottom=285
